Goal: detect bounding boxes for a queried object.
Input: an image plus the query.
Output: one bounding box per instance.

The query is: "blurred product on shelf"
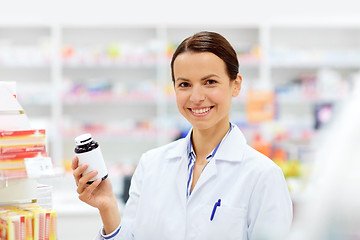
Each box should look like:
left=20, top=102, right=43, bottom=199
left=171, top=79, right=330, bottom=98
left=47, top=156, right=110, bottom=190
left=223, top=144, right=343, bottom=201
left=0, top=37, right=51, bottom=67
left=237, top=44, right=262, bottom=65
left=275, top=69, right=350, bottom=103
left=61, top=40, right=159, bottom=66
left=250, top=131, right=303, bottom=178
left=270, top=46, right=360, bottom=66
left=244, top=120, right=312, bottom=200
left=0, top=152, right=48, bottom=173
left=0, top=129, right=49, bottom=180
left=15, top=82, right=53, bottom=106
left=60, top=119, right=178, bottom=139
left=314, top=103, right=334, bottom=130
left=0, top=129, right=46, bottom=154
left=245, top=89, right=275, bottom=123
left=62, top=79, right=158, bottom=103
left=0, top=204, right=57, bottom=240
left=35, top=184, right=53, bottom=209
left=251, top=132, right=272, bottom=157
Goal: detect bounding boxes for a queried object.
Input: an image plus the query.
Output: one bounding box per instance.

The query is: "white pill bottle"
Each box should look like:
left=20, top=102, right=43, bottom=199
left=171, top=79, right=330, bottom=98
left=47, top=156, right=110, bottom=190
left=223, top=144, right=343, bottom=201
left=74, top=133, right=108, bottom=184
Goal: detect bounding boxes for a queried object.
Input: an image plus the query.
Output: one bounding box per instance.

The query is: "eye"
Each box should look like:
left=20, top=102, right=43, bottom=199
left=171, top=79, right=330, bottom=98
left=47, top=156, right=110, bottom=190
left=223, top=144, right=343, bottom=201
left=205, top=79, right=217, bottom=85
left=178, top=82, right=190, bottom=88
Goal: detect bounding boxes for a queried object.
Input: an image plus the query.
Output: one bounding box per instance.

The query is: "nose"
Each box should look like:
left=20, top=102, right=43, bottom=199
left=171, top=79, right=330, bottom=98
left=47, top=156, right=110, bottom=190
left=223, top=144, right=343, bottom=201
left=190, top=85, right=205, bottom=104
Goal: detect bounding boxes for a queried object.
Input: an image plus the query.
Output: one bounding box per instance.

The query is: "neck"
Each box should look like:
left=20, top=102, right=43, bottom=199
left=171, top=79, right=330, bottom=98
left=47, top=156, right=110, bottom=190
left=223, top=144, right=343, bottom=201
left=191, top=121, right=230, bottom=160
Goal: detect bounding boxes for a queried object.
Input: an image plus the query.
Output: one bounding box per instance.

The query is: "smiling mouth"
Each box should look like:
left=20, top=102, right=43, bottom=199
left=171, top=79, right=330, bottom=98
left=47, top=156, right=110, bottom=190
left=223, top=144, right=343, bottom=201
left=188, top=106, right=214, bottom=115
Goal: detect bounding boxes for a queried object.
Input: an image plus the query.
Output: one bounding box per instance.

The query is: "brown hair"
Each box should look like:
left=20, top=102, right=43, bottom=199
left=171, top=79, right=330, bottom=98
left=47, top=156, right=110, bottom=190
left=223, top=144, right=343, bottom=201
left=170, top=31, right=239, bottom=83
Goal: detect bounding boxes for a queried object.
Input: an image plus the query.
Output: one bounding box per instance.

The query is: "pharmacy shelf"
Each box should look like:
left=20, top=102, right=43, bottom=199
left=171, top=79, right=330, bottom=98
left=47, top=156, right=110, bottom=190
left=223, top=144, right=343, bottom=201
left=1, top=23, right=359, bottom=167
left=0, top=166, right=65, bottom=181
left=2, top=22, right=359, bottom=223
left=0, top=167, right=64, bottom=207
left=0, top=199, right=36, bottom=207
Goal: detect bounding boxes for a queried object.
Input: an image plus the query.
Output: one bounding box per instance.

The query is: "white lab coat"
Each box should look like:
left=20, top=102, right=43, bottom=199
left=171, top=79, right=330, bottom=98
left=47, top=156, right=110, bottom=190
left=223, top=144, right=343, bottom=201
left=97, top=125, right=293, bottom=240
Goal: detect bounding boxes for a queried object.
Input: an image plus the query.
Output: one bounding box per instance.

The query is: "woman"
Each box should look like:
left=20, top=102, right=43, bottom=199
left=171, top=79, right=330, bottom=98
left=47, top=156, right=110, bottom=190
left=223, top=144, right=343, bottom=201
left=72, top=31, right=293, bottom=240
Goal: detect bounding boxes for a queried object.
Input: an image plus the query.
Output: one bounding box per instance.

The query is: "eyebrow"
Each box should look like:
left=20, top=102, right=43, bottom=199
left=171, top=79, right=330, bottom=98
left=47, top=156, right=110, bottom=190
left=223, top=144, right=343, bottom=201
left=175, top=74, right=220, bottom=82
left=201, top=74, right=220, bottom=80
left=175, top=77, right=189, bottom=82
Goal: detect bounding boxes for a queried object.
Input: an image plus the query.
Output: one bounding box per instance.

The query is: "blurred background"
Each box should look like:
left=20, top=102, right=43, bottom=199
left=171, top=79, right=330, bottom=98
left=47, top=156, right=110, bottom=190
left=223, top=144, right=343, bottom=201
left=1, top=0, right=360, bottom=238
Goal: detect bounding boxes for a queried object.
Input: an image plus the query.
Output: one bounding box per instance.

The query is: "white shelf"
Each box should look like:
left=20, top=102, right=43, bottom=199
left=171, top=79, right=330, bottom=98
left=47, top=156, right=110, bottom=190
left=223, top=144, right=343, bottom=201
left=62, top=62, right=157, bottom=69
left=0, top=166, right=65, bottom=181
left=62, top=95, right=159, bottom=105
left=270, top=61, right=360, bottom=69
left=0, top=63, right=51, bottom=68
left=276, top=97, right=346, bottom=105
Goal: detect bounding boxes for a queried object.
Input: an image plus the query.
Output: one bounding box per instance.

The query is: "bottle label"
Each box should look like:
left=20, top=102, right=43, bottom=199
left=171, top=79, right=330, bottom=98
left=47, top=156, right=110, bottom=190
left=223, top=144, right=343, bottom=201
left=76, top=147, right=108, bottom=182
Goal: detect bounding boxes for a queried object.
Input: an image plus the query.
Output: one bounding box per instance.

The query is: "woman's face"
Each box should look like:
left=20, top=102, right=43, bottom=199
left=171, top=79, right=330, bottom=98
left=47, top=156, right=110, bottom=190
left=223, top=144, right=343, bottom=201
left=173, top=52, right=241, bottom=131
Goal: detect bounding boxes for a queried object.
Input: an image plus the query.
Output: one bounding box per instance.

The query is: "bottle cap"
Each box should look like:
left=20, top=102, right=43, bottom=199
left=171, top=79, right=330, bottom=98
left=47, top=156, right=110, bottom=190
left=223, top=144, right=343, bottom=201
left=75, top=133, right=93, bottom=145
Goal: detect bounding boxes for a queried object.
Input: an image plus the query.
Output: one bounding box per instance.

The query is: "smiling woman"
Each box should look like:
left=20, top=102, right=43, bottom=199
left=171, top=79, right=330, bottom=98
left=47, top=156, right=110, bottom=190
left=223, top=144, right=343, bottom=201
left=72, top=31, right=293, bottom=240
left=172, top=51, right=241, bottom=133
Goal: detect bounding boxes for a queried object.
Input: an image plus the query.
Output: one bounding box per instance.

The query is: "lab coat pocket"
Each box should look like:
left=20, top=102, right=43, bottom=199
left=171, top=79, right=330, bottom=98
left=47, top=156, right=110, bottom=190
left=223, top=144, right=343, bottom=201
left=198, top=205, right=248, bottom=240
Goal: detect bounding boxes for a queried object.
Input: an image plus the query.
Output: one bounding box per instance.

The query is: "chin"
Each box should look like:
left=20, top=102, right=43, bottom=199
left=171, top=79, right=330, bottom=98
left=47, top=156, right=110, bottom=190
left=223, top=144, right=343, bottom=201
left=188, top=121, right=213, bottom=131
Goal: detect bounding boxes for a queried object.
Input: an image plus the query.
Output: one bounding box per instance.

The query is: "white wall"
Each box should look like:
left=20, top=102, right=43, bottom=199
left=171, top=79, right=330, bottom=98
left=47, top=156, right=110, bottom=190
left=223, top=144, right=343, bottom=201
left=1, top=0, right=360, bottom=25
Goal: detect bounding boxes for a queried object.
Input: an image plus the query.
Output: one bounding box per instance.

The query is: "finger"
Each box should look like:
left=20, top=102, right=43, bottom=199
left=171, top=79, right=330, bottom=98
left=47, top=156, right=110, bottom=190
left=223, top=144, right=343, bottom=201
left=77, top=170, right=98, bottom=194
left=71, top=157, right=79, bottom=170
left=73, top=164, right=88, bottom=186
left=78, top=178, right=102, bottom=203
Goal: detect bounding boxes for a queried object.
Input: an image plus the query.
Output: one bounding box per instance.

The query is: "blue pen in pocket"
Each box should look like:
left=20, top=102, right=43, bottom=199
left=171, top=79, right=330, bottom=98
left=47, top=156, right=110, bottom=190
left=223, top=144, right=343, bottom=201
left=210, top=199, right=221, bottom=221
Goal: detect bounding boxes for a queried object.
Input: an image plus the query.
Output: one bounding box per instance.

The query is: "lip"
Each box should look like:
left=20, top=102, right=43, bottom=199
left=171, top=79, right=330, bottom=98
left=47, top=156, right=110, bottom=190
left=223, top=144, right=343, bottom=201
left=188, top=106, right=214, bottom=117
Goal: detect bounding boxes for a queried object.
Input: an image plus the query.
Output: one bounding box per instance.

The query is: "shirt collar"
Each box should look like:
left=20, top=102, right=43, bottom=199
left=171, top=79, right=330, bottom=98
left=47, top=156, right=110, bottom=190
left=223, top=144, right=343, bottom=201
left=166, top=122, right=246, bottom=162
left=186, top=123, right=235, bottom=162
left=187, top=132, right=194, bottom=159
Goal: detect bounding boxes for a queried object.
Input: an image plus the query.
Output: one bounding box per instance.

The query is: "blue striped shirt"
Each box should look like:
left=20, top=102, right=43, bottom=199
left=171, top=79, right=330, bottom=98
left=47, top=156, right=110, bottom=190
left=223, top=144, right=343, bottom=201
left=186, top=123, right=234, bottom=199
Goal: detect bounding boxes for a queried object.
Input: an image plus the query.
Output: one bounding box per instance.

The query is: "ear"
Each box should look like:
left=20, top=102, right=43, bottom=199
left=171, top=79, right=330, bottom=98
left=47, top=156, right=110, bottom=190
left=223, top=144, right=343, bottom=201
left=232, top=74, right=242, bottom=97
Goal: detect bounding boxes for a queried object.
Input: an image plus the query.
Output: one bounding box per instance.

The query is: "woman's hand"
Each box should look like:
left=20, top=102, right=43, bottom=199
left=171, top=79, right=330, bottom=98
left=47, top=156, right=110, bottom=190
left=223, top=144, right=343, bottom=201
left=72, top=156, right=114, bottom=210
left=72, top=157, right=121, bottom=234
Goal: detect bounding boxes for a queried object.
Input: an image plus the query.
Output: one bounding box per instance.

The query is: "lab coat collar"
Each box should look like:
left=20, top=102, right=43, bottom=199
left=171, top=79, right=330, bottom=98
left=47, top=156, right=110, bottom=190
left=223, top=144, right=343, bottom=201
left=213, top=125, right=247, bottom=162
left=166, top=124, right=247, bottom=163
left=165, top=129, right=192, bottom=160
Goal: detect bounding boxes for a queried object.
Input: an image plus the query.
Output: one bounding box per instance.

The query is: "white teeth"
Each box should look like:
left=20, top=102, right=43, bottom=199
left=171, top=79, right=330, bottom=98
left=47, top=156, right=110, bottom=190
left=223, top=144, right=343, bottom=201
left=191, top=107, right=211, bottom=114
